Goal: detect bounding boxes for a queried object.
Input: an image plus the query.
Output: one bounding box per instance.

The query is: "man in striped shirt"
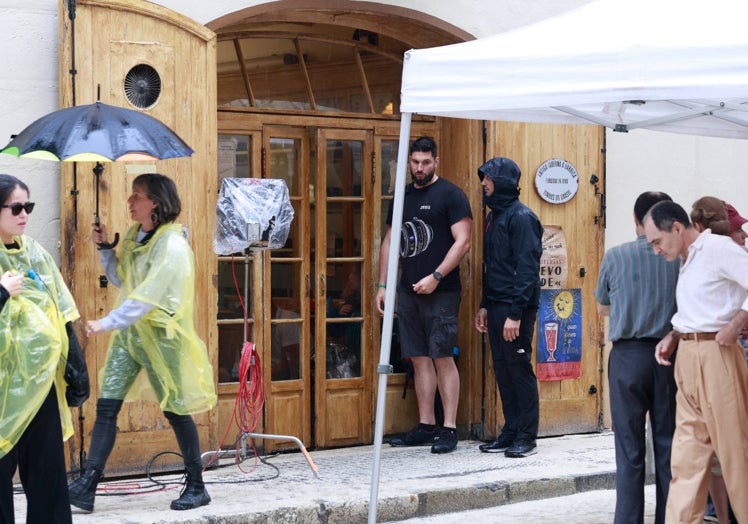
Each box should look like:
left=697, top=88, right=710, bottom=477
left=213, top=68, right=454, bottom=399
left=595, top=192, right=680, bottom=524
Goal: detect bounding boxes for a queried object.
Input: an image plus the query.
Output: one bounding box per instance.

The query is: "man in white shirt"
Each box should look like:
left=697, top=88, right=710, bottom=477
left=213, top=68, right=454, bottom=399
left=643, top=200, right=748, bottom=524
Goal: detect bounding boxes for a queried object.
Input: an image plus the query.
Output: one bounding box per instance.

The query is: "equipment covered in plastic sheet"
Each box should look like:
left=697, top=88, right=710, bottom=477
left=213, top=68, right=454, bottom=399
left=213, top=178, right=294, bottom=254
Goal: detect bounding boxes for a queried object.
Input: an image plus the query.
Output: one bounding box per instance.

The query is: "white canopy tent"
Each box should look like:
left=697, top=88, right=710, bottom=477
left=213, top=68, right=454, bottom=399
left=400, top=0, right=748, bottom=138
left=368, top=0, right=748, bottom=520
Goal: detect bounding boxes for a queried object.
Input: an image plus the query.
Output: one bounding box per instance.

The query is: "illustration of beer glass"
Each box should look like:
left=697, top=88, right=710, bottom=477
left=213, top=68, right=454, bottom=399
left=544, top=321, right=559, bottom=362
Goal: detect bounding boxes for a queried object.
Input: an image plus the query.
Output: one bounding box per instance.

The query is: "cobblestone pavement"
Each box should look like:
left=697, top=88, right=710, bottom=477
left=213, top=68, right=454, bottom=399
left=13, top=431, right=618, bottom=523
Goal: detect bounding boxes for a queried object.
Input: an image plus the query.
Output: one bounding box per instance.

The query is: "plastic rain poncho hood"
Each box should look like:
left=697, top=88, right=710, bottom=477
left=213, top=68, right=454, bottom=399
left=103, top=223, right=216, bottom=414
left=0, top=236, right=79, bottom=457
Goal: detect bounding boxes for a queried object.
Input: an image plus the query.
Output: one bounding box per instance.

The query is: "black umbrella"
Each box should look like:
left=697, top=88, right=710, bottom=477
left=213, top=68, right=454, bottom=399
left=0, top=101, right=193, bottom=247
left=0, top=100, right=193, bottom=162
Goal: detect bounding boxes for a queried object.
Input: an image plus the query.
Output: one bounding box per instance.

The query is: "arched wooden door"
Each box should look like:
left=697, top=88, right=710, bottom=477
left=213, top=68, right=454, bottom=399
left=58, top=0, right=218, bottom=475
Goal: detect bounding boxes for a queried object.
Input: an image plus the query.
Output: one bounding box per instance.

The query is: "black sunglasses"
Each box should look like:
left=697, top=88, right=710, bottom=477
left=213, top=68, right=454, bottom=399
left=1, top=202, right=35, bottom=216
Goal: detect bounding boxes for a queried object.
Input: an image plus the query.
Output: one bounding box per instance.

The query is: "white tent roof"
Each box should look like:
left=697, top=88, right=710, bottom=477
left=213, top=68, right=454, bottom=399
left=401, top=0, right=748, bottom=138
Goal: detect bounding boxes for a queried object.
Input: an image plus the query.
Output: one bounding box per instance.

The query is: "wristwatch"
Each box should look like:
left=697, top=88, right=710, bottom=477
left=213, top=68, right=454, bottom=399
left=432, top=271, right=443, bottom=282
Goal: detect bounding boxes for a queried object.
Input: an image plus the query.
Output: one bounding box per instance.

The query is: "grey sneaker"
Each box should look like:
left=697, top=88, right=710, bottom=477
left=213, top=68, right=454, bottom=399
left=389, top=425, right=438, bottom=447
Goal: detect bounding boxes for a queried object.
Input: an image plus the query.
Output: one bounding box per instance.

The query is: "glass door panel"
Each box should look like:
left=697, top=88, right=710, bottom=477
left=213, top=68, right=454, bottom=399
left=320, top=139, right=365, bottom=382
left=217, top=255, right=253, bottom=383
left=377, top=138, right=406, bottom=372
left=218, top=134, right=251, bottom=180
left=325, top=261, right=362, bottom=379
left=269, top=137, right=303, bottom=194
left=326, top=140, right=363, bottom=197
left=266, top=131, right=308, bottom=385
left=216, top=132, right=260, bottom=384
left=270, top=261, right=303, bottom=381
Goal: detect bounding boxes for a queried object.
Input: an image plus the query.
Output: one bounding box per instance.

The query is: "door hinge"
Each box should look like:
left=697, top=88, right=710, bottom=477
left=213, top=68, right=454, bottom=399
left=590, top=174, right=606, bottom=227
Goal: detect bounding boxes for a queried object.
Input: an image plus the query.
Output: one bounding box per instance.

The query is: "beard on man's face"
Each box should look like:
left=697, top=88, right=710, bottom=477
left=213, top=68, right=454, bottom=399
left=411, top=168, right=436, bottom=187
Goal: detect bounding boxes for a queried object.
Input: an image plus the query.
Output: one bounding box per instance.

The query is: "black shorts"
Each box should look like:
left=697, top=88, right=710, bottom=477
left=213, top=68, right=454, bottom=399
left=396, top=290, right=461, bottom=359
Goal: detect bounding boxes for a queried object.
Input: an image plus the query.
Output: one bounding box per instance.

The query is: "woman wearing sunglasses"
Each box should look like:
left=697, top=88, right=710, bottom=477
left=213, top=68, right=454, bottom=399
left=0, top=174, right=79, bottom=524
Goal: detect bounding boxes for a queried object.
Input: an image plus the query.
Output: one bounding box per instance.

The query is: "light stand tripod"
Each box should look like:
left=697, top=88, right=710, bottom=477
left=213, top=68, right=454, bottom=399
left=202, top=224, right=317, bottom=477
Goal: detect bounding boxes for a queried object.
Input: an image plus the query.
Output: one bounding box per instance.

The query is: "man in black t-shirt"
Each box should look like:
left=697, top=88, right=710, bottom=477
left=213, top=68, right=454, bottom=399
left=376, top=136, right=472, bottom=454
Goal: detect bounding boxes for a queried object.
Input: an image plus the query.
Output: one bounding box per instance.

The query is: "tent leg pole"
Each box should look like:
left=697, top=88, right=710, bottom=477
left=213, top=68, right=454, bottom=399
left=368, top=112, right=412, bottom=524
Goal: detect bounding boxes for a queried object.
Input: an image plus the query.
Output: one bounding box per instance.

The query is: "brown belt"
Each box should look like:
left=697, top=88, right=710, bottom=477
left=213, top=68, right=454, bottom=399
left=680, top=332, right=718, bottom=341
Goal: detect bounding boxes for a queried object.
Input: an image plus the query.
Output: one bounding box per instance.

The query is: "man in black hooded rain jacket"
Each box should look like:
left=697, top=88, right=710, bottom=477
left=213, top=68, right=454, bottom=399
left=474, top=157, right=543, bottom=458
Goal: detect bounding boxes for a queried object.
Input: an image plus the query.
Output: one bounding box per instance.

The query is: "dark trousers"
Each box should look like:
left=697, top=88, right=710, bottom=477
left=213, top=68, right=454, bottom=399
left=609, top=339, right=676, bottom=524
left=0, top=386, right=72, bottom=524
left=486, top=303, right=539, bottom=441
left=87, top=398, right=202, bottom=473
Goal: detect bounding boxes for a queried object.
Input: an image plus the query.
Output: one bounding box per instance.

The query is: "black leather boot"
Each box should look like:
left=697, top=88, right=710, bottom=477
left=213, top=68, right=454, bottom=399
left=68, top=468, right=103, bottom=512
left=170, top=465, right=211, bottom=510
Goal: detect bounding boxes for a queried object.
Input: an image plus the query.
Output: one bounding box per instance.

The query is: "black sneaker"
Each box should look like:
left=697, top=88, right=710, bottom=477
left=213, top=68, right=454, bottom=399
left=478, top=433, right=515, bottom=453
left=505, top=439, right=537, bottom=458
left=389, top=425, right=438, bottom=447
left=431, top=428, right=458, bottom=454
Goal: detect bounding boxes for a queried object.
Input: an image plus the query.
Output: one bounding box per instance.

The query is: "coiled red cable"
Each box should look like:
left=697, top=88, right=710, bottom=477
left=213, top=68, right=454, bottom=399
left=234, top=341, right=265, bottom=433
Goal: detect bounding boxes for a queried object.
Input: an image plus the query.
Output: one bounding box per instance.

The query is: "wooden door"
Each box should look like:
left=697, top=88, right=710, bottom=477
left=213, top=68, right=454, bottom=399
left=261, top=126, right=312, bottom=451
left=215, top=112, right=437, bottom=449
left=313, top=129, right=374, bottom=447
left=483, top=121, right=605, bottom=435
left=255, top=126, right=374, bottom=449
left=58, top=0, right=217, bottom=474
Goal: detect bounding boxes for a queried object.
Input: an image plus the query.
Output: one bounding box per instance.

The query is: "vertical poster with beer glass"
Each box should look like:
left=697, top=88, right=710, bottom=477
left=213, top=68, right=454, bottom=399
left=537, top=288, right=582, bottom=380
left=537, top=225, right=581, bottom=380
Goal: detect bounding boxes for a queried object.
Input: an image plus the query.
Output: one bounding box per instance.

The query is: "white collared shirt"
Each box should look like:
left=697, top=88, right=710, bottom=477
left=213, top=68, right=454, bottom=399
left=671, top=230, right=748, bottom=333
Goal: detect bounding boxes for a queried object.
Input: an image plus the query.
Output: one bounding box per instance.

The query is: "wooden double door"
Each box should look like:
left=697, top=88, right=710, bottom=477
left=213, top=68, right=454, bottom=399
left=215, top=119, right=414, bottom=450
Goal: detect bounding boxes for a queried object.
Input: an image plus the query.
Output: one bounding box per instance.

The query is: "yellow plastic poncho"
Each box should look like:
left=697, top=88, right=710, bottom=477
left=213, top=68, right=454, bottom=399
left=101, top=223, right=216, bottom=415
left=0, top=236, right=79, bottom=457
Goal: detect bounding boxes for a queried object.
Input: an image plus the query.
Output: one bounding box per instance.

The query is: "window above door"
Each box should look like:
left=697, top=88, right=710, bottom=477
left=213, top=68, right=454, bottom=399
left=217, top=24, right=406, bottom=115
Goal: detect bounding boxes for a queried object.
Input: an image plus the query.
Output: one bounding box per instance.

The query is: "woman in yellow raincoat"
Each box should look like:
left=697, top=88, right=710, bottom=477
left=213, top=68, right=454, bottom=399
left=0, top=174, right=78, bottom=524
left=68, top=173, right=216, bottom=513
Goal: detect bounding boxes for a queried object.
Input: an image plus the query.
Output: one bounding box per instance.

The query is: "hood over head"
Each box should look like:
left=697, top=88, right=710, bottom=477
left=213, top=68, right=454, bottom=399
left=478, top=157, right=521, bottom=210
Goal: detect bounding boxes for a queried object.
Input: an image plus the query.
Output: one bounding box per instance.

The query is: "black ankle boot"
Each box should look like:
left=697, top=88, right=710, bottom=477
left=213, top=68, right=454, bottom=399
left=170, top=466, right=211, bottom=511
left=68, top=468, right=103, bottom=512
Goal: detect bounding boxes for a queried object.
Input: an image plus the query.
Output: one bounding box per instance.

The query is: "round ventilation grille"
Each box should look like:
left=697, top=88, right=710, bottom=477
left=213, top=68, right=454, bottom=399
left=124, top=64, right=161, bottom=109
